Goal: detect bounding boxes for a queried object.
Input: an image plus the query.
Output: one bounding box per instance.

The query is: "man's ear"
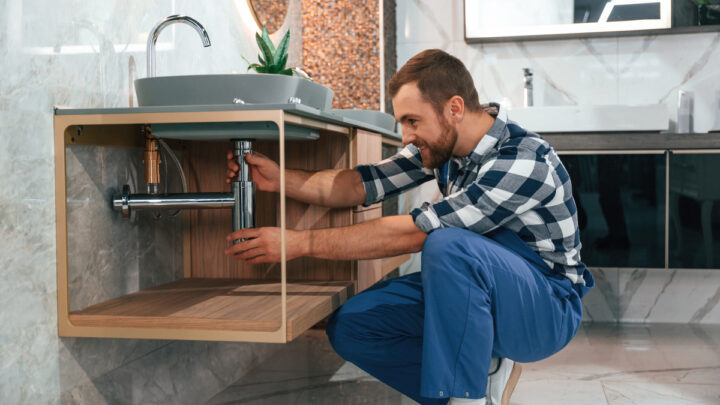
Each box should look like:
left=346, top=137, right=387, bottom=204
left=446, top=96, right=465, bottom=123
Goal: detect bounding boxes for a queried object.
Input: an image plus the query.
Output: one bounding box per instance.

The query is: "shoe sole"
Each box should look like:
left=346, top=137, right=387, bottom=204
left=501, top=362, right=522, bottom=405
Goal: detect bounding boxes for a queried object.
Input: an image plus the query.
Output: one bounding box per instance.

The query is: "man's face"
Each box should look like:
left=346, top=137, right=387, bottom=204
left=392, top=83, right=458, bottom=169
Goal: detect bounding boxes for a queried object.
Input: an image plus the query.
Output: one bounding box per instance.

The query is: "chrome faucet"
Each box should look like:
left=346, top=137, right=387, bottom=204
left=523, top=68, right=533, bottom=107
left=146, top=15, right=211, bottom=78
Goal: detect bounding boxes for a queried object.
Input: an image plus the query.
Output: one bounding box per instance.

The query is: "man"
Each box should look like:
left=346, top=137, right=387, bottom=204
left=225, top=49, right=594, bottom=405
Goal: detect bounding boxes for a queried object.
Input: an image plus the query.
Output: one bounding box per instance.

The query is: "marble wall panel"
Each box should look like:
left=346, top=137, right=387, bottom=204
left=0, top=0, right=298, bottom=402
left=581, top=267, right=720, bottom=324
left=617, top=32, right=720, bottom=132
left=396, top=0, right=457, bottom=47
left=65, top=145, right=183, bottom=311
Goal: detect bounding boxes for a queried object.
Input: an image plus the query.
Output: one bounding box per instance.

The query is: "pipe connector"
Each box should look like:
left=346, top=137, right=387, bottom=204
left=143, top=129, right=161, bottom=194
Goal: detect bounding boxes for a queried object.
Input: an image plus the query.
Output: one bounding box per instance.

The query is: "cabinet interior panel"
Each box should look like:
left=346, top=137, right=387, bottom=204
left=186, top=133, right=352, bottom=281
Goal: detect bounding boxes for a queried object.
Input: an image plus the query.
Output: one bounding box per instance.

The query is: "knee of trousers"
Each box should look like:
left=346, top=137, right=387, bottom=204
left=421, top=228, right=471, bottom=259
left=325, top=307, right=365, bottom=362
left=421, top=228, right=484, bottom=276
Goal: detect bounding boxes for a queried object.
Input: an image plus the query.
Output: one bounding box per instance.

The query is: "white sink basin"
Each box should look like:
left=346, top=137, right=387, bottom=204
left=508, top=105, right=670, bottom=133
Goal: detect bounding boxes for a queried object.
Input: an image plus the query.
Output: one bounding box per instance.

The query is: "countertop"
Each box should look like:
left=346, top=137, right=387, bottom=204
left=541, top=131, right=720, bottom=152
left=54, top=103, right=402, bottom=140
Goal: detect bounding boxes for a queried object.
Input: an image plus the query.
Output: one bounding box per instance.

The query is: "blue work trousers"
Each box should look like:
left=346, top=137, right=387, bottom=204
left=326, top=227, right=588, bottom=404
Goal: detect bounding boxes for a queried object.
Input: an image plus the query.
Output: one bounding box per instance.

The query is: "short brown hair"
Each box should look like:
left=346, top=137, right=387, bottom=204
left=388, top=49, right=481, bottom=115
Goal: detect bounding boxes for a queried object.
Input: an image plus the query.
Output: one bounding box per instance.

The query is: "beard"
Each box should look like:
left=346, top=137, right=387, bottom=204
left=418, top=117, right=457, bottom=169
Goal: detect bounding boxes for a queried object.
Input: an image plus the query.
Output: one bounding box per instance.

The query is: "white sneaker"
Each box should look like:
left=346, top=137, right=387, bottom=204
left=486, top=358, right=522, bottom=405
left=449, top=397, right=486, bottom=404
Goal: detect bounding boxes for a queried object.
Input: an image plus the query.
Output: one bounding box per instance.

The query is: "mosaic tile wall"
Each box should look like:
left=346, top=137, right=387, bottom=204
left=249, top=0, right=289, bottom=33
left=302, top=0, right=381, bottom=110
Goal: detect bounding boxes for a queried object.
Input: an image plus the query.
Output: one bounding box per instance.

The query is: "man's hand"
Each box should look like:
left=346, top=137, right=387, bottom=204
left=225, top=151, right=280, bottom=192
left=226, top=215, right=426, bottom=263
left=225, top=227, right=307, bottom=264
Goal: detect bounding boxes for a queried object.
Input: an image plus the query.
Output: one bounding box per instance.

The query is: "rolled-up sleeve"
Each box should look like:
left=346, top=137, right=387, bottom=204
left=410, top=146, right=557, bottom=234
left=355, top=145, right=435, bottom=206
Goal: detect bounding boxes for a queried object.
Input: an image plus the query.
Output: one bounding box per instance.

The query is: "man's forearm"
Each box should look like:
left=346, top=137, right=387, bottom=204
left=300, top=215, right=428, bottom=260
left=285, top=168, right=366, bottom=208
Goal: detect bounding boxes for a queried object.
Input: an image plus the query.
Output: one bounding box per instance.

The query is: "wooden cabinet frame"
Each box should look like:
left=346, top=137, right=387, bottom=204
left=54, top=108, right=407, bottom=343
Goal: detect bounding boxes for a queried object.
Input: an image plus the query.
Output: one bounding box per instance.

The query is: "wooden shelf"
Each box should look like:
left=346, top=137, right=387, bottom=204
left=69, top=278, right=355, bottom=341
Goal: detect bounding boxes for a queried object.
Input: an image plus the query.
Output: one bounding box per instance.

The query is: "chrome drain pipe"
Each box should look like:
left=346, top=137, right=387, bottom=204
left=112, top=139, right=258, bottom=243
left=113, top=185, right=234, bottom=217
left=232, top=139, right=255, bottom=243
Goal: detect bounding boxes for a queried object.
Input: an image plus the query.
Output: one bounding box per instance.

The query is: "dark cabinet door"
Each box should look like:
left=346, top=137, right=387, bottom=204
left=561, top=153, right=666, bottom=268
left=669, top=153, right=720, bottom=269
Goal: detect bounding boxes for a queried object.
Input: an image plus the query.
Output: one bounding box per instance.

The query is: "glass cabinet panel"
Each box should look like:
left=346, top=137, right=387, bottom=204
left=669, top=153, right=720, bottom=269
left=561, top=154, right=666, bottom=268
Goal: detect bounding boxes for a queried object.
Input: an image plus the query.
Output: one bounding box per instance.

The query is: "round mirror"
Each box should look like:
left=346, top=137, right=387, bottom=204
left=247, top=0, right=289, bottom=34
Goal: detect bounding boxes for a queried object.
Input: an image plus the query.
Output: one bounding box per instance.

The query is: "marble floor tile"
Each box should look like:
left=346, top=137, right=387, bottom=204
left=511, top=380, right=608, bottom=405
left=602, top=381, right=720, bottom=405
left=207, top=323, right=720, bottom=405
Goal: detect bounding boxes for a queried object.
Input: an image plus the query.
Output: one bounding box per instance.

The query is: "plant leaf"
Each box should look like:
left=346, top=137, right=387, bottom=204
left=280, top=68, right=293, bottom=76
left=255, top=32, right=274, bottom=67
left=273, top=30, right=290, bottom=63
left=261, top=26, right=275, bottom=53
left=257, top=53, right=266, bottom=66
left=272, top=53, right=288, bottom=72
left=256, top=65, right=270, bottom=74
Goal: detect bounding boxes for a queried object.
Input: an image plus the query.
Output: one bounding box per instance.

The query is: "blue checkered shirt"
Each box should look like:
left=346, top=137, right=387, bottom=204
left=356, top=104, right=590, bottom=286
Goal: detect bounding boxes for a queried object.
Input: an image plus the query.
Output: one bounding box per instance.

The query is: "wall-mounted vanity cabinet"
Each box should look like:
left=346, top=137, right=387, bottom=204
left=54, top=105, right=408, bottom=343
left=545, top=132, right=720, bottom=270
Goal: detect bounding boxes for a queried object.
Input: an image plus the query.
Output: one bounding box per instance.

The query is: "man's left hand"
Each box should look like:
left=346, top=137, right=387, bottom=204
left=225, top=227, right=306, bottom=264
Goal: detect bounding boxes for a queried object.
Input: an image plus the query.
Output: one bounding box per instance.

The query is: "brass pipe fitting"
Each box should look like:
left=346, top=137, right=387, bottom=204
left=143, top=126, right=161, bottom=194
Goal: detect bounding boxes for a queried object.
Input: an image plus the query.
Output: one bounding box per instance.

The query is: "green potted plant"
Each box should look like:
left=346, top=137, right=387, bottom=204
left=245, top=27, right=311, bottom=79
left=247, top=26, right=291, bottom=75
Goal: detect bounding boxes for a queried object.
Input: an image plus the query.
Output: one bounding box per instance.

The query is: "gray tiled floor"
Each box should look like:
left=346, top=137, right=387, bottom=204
left=206, top=323, right=720, bottom=405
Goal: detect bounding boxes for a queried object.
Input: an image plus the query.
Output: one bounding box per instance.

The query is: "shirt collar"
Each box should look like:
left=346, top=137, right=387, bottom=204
left=465, top=104, right=509, bottom=165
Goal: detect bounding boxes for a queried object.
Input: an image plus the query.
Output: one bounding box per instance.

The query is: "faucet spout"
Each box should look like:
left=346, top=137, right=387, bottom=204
left=146, top=15, right=211, bottom=78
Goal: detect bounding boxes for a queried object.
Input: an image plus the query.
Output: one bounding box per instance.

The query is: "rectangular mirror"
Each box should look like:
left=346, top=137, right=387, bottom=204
left=464, top=0, right=719, bottom=42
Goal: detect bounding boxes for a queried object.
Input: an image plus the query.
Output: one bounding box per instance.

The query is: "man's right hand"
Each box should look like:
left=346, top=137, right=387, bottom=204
left=226, top=150, right=280, bottom=192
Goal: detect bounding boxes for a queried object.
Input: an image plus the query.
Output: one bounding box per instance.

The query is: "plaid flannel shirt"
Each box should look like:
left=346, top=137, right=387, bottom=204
left=355, top=104, right=590, bottom=286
